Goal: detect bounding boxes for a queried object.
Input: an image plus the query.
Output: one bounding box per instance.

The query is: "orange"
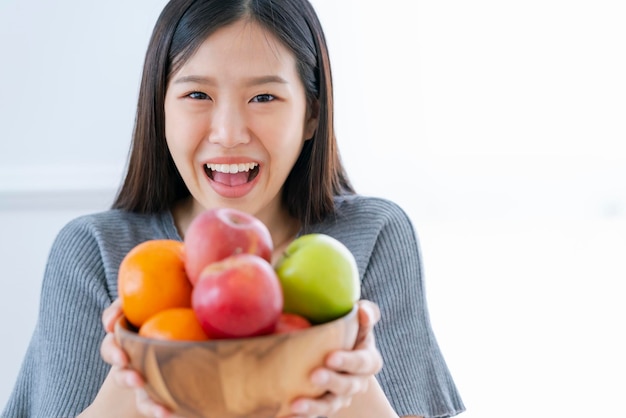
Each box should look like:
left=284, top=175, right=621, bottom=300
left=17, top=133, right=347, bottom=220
left=118, top=239, right=192, bottom=328
left=139, top=308, right=209, bottom=341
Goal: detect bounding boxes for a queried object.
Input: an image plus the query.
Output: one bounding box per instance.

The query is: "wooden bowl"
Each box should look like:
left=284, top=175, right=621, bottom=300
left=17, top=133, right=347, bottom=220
left=114, top=306, right=359, bottom=418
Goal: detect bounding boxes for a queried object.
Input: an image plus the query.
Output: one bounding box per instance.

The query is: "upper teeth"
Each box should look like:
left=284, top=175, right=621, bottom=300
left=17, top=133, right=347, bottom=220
left=206, top=162, right=258, bottom=174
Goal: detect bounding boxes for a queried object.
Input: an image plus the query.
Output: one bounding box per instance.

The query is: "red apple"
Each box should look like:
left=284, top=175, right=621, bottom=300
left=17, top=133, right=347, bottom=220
left=273, top=313, right=312, bottom=334
left=184, top=207, right=273, bottom=285
left=192, top=253, right=283, bottom=339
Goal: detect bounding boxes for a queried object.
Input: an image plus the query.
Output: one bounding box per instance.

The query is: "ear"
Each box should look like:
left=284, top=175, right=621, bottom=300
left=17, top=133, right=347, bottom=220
left=303, top=100, right=320, bottom=140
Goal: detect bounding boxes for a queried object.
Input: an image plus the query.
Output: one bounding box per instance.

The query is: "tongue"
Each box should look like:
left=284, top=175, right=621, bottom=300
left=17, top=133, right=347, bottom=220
left=212, top=171, right=249, bottom=186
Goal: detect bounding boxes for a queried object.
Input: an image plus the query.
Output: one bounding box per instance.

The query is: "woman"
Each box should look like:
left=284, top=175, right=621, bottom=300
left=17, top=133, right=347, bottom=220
left=3, top=0, right=464, bottom=417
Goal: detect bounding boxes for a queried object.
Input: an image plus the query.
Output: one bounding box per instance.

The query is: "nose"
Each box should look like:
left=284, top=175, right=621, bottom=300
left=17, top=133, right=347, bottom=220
left=207, top=100, right=250, bottom=148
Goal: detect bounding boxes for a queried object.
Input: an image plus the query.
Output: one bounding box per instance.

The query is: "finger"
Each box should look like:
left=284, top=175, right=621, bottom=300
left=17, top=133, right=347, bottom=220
left=358, top=300, right=381, bottom=325
left=102, top=298, right=124, bottom=332
left=290, top=391, right=350, bottom=417
left=135, top=388, right=172, bottom=418
left=310, top=368, right=369, bottom=398
left=354, top=301, right=380, bottom=346
left=112, top=365, right=145, bottom=389
left=100, top=333, right=129, bottom=367
left=354, top=326, right=377, bottom=351
left=325, top=342, right=383, bottom=376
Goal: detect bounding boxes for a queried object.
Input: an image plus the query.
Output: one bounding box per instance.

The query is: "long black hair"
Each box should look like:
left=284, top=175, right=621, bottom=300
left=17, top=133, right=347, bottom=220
left=113, top=0, right=354, bottom=228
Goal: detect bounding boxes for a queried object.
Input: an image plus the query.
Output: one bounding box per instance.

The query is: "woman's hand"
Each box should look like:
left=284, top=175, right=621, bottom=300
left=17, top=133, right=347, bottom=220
left=100, top=298, right=383, bottom=418
left=100, top=298, right=178, bottom=418
left=286, top=300, right=384, bottom=417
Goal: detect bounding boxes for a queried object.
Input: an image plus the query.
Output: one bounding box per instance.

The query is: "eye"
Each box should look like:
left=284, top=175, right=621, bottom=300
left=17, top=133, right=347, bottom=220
left=251, top=93, right=275, bottom=103
left=187, top=91, right=210, bottom=100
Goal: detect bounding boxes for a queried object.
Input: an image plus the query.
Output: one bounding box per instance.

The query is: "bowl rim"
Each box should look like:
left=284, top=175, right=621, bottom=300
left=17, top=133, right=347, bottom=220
left=115, top=304, right=358, bottom=348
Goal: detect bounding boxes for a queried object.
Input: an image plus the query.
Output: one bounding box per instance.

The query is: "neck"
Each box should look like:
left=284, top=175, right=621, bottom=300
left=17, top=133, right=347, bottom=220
left=269, top=217, right=300, bottom=265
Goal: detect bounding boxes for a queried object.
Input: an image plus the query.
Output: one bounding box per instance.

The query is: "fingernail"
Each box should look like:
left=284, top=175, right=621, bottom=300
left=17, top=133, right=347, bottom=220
left=291, top=400, right=309, bottom=413
left=102, top=311, right=112, bottom=327
left=362, top=303, right=374, bottom=321
left=125, top=373, right=136, bottom=386
left=312, top=370, right=329, bottom=385
left=327, top=354, right=343, bottom=368
left=113, top=351, right=124, bottom=366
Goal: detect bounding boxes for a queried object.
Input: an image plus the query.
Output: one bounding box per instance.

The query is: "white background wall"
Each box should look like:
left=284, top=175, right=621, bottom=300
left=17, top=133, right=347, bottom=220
left=1, top=1, right=625, bottom=417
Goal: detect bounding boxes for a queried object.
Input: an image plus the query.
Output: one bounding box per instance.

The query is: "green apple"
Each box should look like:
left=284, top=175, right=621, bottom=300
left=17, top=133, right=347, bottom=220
left=274, top=233, right=360, bottom=324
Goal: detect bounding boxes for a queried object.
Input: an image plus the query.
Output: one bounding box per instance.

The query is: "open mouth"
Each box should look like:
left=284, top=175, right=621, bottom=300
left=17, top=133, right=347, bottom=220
left=204, top=162, right=260, bottom=187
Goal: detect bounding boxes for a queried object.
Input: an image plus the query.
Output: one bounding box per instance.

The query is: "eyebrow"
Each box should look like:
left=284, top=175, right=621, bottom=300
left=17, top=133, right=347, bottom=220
left=173, top=75, right=288, bottom=87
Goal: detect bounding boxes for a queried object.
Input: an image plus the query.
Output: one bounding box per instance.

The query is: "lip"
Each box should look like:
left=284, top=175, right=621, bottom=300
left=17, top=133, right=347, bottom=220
left=204, top=157, right=260, bottom=165
left=202, top=157, right=261, bottom=199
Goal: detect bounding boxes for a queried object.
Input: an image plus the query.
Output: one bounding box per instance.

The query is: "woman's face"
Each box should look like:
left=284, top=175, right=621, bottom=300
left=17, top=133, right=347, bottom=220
left=164, top=19, right=317, bottom=228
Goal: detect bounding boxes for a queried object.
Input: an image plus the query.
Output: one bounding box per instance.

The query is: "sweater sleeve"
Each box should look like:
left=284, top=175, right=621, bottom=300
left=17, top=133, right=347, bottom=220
left=359, top=201, right=465, bottom=417
left=2, top=218, right=114, bottom=417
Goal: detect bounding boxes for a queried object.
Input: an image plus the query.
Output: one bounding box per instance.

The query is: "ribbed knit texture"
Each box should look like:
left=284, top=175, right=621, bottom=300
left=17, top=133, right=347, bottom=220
left=2, top=195, right=464, bottom=418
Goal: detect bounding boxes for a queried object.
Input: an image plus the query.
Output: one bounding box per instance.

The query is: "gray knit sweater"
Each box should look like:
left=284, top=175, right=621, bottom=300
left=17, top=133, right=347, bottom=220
left=2, top=195, right=464, bottom=418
